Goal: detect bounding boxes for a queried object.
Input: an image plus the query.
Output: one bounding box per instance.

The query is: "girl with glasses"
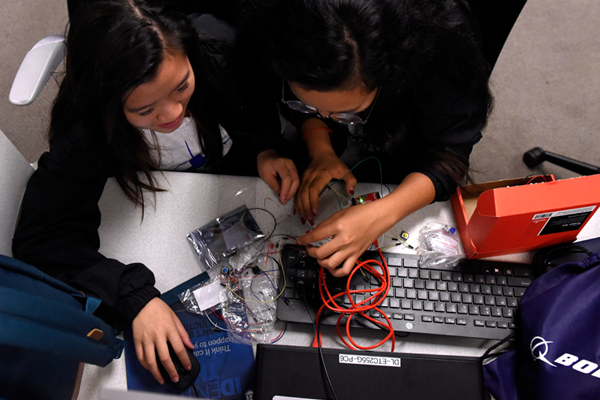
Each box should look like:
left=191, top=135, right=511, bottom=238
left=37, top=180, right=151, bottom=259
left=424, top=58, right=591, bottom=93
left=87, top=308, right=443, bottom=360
left=245, top=0, right=492, bottom=276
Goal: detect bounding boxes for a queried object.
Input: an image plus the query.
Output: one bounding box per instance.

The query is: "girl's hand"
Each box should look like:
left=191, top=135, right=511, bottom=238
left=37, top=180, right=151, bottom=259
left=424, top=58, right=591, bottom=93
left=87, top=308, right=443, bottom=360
left=298, top=201, right=393, bottom=276
left=298, top=172, right=437, bottom=277
left=132, top=297, right=193, bottom=385
left=257, top=149, right=300, bottom=205
left=295, top=152, right=356, bottom=225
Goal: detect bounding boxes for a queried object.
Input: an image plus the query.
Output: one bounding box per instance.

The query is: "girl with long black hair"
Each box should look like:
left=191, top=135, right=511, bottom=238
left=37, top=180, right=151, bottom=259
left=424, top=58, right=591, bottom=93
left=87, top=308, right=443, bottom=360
left=12, top=0, right=285, bottom=385
left=247, top=0, right=493, bottom=275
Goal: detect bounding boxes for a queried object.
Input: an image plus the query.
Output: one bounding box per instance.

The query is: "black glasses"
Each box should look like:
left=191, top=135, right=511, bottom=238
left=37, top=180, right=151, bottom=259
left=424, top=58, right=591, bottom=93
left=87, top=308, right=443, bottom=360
left=281, top=81, right=380, bottom=125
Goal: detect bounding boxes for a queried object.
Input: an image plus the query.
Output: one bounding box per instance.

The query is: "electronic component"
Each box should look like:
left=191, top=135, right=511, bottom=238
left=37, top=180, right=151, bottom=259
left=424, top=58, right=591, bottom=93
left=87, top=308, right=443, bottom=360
left=351, top=191, right=380, bottom=206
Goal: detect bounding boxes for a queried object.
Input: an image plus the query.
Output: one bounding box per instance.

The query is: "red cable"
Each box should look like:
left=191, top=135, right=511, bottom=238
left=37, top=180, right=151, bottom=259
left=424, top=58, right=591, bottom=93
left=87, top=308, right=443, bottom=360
left=312, top=245, right=395, bottom=351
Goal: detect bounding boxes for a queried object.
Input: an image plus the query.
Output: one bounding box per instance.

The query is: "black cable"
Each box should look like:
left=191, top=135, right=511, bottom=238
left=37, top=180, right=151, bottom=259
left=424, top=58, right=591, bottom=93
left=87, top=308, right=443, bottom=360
left=247, top=207, right=278, bottom=241
left=481, top=333, right=515, bottom=360
left=302, top=285, right=340, bottom=400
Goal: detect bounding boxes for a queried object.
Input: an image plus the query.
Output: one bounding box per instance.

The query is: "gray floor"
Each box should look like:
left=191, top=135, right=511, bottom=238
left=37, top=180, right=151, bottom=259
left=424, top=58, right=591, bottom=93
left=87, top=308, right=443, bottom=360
left=1, top=0, right=599, bottom=183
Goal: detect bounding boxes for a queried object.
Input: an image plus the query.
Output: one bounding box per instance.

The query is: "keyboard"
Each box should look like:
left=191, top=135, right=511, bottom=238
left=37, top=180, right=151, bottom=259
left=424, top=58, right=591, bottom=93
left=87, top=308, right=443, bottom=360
left=276, top=245, right=534, bottom=340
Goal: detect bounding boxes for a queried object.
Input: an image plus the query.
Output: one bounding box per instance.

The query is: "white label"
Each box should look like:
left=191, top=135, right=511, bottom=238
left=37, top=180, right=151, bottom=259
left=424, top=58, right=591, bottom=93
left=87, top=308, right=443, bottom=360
left=533, top=206, right=596, bottom=220
left=193, top=281, right=222, bottom=311
left=338, top=354, right=401, bottom=367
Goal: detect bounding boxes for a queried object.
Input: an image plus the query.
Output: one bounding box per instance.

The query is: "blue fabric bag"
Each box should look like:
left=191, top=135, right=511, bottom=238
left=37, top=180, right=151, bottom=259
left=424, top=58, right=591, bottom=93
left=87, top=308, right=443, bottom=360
left=0, top=254, right=124, bottom=400
left=483, top=251, right=600, bottom=400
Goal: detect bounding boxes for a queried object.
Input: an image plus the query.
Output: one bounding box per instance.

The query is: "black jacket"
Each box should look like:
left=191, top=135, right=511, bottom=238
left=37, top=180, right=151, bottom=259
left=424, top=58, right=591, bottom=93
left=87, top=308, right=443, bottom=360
left=11, top=14, right=276, bottom=331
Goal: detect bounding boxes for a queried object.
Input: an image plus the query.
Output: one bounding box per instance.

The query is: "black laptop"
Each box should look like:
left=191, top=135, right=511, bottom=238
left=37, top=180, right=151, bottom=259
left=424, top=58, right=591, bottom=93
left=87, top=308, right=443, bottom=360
left=254, top=344, right=490, bottom=400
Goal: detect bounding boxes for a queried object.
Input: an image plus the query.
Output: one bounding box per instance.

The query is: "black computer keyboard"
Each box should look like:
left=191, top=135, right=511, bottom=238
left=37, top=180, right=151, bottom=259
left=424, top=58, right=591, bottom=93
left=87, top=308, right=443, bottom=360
left=276, top=245, right=534, bottom=340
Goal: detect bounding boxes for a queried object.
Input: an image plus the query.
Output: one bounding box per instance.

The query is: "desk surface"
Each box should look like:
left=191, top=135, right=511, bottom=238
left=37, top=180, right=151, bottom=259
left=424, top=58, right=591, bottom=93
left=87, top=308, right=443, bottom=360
left=78, top=172, right=600, bottom=399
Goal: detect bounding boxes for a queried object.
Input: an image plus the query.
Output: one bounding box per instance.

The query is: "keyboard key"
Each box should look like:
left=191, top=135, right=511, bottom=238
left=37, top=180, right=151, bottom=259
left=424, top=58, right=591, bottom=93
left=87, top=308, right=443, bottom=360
left=430, top=271, right=441, bottom=280
left=437, top=281, right=448, bottom=291
left=392, top=313, right=403, bottom=320
left=481, top=285, right=492, bottom=295
left=419, top=270, right=430, bottom=279
left=491, top=307, right=502, bottom=318
left=508, top=277, right=532, bottom=287
left=434, top=316, right=444, bottom=323
left=502, top=308, right=514, bottom=318
left=485, top=276, right=496, bottom=285
left=426, top=281, right=437, bottom=290
left=457, top=304, right=468, bottom=314
left=404, top=278, right=415, bottom=288
left=423, top=301, right=435, bottom=311
left=415, top=279, right=425, bottom=289
left=445, top=317, right=456, bottom=324
left=469, top=284, right=480, bottom=294
left=474, top=320, right=485, bottom=327
left=486, top=321, right=497, bottom=328
left=440, top=292, right=451, bottom=302
left=451, top=293, right=462, bottom=303
left=447, top=282, right=458, bottom=292
left=484, top=296, right=495, bottom=306
left=463, top=273, right=474, bottom=283
left=514, top=267, right=531, bottom=277
left=412, top=301, right=423, bottom=311
left=497, top=322, right=508, bottom=329
left=401, top=300, right=412, bottom=309
left=408, top=269, right=419, bottom=279
left=468, top=305, right=479, bottom=315
left=422, top=315, right=433, bottom=323
left=406, top=289, right=417, bottom=299
left=496, top=297, right=507, bottom=307
left=446, top=303, right=457, bottom=313
left=387, top=267, right=397, bottom=277
left=392, top=278, right=404, bottom=287
left=404, top=259, right=419, bottom=268
left=442, top=272, right=452, bottom=281
left=473, top=295, right=484, bottom=305
left=514, top=287, right=527, bottom=297
left=496, top=276, right=507, bottom=286
left=474, top=274, right=485, bottom=284
left=480, top=306, right=491, bottom=316
left=492, top=286, right=503, bottom=296
left=428, top=291, right=440, bottom=301
left=507, top=298, right=519, bottom=308
left=462, top=294, right=473, bottom=304
left=502, top=287, right=514, bottom=296
left=404, top=314, right=415, bottom=321
left=435, top=303, right=446, bottom=312
left=397, top=268, right=408, bottom=277
left=418, top=290, right=428, bottom=300
left=459, top=283, right=470, bottom=293
left=452, top=272, right=463, bottom=282
left=389, top=298, right=400, bottom=308
left=457, top=318, right=467, bottom=325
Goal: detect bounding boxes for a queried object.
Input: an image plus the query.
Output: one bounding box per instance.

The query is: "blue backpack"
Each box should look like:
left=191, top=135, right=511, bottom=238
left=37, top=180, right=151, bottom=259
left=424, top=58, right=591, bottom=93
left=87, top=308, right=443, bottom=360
left=483, top=247, right=600, bottom=400
left=0, top=255, right=123, bottom=400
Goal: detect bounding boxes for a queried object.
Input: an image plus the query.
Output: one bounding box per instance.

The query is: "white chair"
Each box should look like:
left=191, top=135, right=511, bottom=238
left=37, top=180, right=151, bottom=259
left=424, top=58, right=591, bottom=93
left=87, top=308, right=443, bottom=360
left=0, top=129, right=35, bottom=256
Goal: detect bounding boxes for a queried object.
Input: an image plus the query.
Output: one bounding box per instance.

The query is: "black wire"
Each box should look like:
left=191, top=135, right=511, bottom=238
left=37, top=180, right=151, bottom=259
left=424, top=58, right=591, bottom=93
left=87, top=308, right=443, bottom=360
left=302, top=285, right=340, bottom=400
left=192, top=383, right=200, bottom=397
left=481, top=333, right=515, bottom=360
left=247, top=207, right=278, bottom=241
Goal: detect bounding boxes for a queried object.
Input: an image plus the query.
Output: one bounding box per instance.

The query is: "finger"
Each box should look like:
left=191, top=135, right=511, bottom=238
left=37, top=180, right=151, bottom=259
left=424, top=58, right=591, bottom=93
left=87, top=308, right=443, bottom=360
left=146, top=344, right=166, bottom=384
left=174, top=314, right=194, bottom=350
left=169, top=336, right=191, bottom=372
left=309, top=176, right=336, bottom=219
left=156, top=343, right=179, bottom=384
left=260, top=171, right=282, bottom=197
left=297, top=175, right=313, bottom=223
left=279, top=168, right=299, bottom=205
left=343, top=171, right=357, bottom=195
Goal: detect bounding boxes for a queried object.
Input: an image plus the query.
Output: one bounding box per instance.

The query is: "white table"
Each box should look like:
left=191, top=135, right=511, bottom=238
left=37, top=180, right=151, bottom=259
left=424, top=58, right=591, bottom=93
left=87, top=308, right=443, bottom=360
left=78, top=172, right=600, bottom=399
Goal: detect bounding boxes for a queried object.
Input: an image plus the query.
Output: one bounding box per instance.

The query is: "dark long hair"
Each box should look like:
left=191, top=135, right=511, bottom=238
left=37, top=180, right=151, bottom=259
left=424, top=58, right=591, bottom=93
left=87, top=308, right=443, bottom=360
left=244, top=0, right=493, bottom=185
left=51, top=0, right=223, bottom=207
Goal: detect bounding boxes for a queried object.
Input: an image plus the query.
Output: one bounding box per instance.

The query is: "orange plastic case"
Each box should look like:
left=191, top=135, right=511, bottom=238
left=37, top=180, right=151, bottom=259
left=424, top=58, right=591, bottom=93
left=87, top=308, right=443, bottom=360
left=450, top=175, right=600, bottom=259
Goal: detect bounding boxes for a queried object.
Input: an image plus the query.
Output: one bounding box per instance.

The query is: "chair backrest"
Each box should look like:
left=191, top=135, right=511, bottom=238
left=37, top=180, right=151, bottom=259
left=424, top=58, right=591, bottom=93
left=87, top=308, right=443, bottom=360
left=467, top=0, right=528, bottom=71
left=0, top=129, right=34, bottom=257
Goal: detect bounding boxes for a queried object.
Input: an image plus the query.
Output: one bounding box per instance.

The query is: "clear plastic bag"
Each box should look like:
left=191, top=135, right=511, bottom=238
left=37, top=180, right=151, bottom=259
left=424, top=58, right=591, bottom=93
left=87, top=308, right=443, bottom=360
left=187, top=205, right=265, bottom=272
left=417, top=222, right=464, bottom=269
